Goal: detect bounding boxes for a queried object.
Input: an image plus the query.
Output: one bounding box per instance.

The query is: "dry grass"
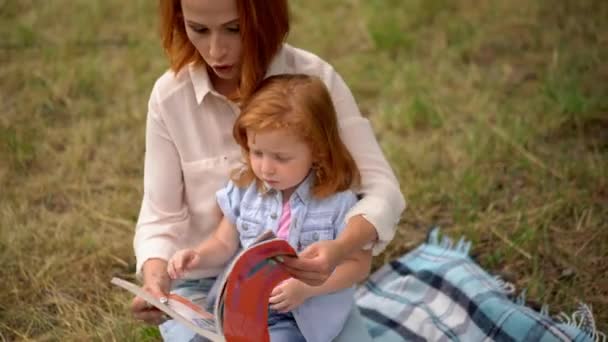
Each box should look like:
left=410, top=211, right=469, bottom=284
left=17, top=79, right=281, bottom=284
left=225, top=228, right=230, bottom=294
left=1, top=0, right=606, bottom=340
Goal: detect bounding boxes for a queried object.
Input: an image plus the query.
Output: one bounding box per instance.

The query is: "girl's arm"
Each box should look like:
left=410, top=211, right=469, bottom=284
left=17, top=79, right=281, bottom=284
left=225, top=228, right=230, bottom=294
left=167, top=216, right=239, bottom=278
left=192, top=216, right=239, bottom=268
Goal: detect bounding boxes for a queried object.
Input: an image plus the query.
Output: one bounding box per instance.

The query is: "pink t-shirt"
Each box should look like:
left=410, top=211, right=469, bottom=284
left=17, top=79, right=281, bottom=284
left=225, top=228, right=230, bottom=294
left=276, top=201, right=292, bottom=240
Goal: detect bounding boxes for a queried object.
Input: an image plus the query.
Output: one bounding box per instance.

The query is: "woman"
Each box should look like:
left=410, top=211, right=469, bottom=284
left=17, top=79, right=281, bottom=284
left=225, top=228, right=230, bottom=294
left=131, top=0, right=405, bottom=340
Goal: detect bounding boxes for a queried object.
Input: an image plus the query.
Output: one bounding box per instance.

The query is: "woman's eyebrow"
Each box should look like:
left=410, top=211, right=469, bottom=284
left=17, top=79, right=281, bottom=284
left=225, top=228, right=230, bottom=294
left=185, top=20, right=204, bottom=26
left=184, top=19, right=239, bottom=27
left=223, top=19, right=239, bottom=26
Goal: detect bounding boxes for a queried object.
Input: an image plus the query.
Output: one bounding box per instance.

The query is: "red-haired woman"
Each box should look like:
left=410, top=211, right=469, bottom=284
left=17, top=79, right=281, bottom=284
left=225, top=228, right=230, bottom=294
left=132, top=1, right=405, bottom=340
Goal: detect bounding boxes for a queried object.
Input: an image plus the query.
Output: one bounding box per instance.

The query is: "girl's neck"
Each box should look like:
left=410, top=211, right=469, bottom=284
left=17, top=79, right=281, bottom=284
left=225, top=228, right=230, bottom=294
left=281, top=189, right=294, bottom=204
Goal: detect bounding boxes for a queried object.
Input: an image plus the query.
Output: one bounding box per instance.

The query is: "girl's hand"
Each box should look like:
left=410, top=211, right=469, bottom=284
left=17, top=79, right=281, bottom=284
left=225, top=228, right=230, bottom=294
left=167, top=248, right=201, bottom=279
left=269, top=278, right=313, bottom=312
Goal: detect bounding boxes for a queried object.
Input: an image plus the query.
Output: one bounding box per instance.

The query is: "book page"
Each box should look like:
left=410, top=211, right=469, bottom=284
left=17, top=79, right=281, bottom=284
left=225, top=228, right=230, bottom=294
left=110, top=277, right=225, bottom=342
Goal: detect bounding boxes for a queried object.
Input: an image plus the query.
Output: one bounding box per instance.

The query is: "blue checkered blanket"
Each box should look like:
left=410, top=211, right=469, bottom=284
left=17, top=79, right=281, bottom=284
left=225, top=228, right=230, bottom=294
left=355, top=229, right=605, bottom=342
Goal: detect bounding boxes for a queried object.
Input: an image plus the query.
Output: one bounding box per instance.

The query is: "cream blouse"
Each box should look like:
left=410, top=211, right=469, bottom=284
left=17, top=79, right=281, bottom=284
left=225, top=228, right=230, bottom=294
left=134, top=44, right=406, bottom=278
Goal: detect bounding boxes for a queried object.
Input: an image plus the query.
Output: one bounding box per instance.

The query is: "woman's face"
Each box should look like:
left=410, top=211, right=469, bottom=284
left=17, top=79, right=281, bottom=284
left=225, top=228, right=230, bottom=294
left=181, top=0, right=242, bottom=90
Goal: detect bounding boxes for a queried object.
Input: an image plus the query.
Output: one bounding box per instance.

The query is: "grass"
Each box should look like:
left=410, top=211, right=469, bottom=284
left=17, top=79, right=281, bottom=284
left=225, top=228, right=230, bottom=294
left=1, top=0, right=607, bottom=340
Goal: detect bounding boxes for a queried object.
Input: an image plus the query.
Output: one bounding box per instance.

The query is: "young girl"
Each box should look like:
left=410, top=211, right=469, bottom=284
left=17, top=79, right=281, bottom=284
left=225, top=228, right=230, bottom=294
left=167, top=74, right=372, bottom=342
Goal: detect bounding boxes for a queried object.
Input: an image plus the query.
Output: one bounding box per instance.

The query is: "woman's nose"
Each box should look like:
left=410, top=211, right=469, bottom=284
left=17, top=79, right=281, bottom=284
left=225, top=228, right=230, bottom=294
left=209, top=33, right=226, bottom=59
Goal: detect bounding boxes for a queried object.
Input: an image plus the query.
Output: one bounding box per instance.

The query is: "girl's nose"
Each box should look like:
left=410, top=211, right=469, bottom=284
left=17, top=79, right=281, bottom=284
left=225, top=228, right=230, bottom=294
left=261, top=158, right=275, bottom=175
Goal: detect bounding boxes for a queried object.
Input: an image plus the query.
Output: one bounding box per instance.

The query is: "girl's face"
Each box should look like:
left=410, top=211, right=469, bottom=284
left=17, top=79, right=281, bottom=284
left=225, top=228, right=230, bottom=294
left=247, top=128, right=314, bottom=197
left=181, top=0, right=242, bottom=92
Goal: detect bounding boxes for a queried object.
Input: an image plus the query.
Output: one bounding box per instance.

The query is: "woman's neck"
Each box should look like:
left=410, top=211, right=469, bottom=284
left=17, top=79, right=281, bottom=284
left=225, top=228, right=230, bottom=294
left=210, top=72, right=238, bottom=97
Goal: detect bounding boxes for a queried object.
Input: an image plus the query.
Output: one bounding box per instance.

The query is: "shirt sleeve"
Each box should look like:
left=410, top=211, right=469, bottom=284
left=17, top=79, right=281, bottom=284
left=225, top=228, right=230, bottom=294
left=133, top=81, right=189, bottom=278
left=333, top=191, right=359, bottom=237
left=215, top=181, right=244, bottom=224
left=325, top=69, right=406, bottom=255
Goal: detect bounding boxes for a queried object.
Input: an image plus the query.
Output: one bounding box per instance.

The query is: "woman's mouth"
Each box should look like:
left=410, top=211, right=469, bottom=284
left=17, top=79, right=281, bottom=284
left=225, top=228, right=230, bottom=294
left=213, top=64, right=233, bottom=74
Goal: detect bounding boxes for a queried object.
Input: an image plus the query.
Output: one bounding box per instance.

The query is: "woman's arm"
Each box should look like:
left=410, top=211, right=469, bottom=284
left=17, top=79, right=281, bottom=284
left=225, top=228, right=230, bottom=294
left=303, top=248, right=372, bottom=297
left=132, top=81, right=188, bottom=324
left=134, top=81, right=190, bottom=278
left=282, top=64, right=405, bottom=285
left=328, top=70, right=406, bottom=254
left=282, top=215, right=376, bottom=285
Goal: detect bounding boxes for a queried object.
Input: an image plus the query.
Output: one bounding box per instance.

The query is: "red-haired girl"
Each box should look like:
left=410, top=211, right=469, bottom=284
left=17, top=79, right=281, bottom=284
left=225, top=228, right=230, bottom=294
left=132, top=1, right=405, bottom=340
left=168, top=74, right=372, bottom=342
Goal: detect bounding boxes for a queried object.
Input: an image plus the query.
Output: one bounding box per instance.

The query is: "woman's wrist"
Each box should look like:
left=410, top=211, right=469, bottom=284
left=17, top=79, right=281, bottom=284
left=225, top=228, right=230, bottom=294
left=337, top=214, right=377, bottom=256
left=142, top=258, right=170, bottom=290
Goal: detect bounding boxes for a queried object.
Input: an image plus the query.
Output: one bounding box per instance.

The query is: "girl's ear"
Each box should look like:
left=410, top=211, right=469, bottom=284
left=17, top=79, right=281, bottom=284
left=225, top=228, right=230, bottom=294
left=312, top=161, right=326, bottom=184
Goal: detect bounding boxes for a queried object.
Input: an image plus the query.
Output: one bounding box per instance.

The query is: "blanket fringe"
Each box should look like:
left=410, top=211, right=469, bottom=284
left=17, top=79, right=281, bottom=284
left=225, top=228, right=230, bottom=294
left=428, top=227, right=605, bottom=342
left=427, top=228, right=472, bottom=255
left=492, top=275, right=516, bottom=295
left=555, top=303, right=606, bottom=342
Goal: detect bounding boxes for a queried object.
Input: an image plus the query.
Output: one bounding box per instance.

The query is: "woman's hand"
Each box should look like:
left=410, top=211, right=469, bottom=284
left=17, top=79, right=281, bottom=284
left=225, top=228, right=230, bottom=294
left=282, top=215, right=377, bottom=285
left=280, top=240, right=347, bottom=286
left=269, top=279, right=314, bottom=312
left=131, top=258, right=171, bottom=325
left=167, top=248, right=201, bottom=279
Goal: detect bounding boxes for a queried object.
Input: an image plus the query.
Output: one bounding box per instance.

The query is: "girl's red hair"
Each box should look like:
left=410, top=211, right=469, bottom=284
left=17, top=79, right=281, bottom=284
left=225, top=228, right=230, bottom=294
left=159, top=0, right=289, bottom=101
left=233, top=74, right=361, bottom=198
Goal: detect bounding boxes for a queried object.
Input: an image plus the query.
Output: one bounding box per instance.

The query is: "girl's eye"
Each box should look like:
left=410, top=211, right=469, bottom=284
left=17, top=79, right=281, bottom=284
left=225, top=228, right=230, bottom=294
left=275, top=156, right=290, bottom=163
left=251, top=150, right=263, bottom=157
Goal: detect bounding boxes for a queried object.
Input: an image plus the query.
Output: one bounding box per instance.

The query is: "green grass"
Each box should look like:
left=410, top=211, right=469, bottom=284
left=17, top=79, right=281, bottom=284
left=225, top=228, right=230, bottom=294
left=2, top=0, right=607, bottom=340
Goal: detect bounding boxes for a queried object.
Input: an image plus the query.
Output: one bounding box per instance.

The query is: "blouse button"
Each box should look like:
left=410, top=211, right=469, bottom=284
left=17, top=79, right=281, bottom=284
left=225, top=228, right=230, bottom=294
left=270, top=213, right=277, bottom=219
left=312, top=232, right=319, bottom=241
left=243, top=223, right=248, bottom=231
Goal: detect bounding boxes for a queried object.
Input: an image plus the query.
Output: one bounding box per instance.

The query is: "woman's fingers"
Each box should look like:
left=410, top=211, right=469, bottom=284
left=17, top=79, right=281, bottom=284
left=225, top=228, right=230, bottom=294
left=131, top=297, right=165, bottom=325
left=280, top=260, right=328, bottom=286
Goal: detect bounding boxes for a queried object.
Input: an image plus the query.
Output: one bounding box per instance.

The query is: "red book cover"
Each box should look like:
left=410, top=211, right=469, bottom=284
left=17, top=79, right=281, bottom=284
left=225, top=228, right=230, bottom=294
left=111, top=231, right=296, bottom=342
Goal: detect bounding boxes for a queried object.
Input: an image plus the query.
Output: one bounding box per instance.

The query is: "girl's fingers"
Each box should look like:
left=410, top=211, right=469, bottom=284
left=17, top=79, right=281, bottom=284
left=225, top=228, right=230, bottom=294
left=167, top=260, right=177, bottom=279
left=270, top=301, right=288, bottom=312
left=268, top=292, right=284, bottom=304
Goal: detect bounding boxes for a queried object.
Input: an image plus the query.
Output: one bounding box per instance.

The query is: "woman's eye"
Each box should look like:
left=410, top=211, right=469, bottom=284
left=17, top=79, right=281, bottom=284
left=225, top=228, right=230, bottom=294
left=189, top=26, right=208, bottom=34
left=227, top=26, right=240, bottom=33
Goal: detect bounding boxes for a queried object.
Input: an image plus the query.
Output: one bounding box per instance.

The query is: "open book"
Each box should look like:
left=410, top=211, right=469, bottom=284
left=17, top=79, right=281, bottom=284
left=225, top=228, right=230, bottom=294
left=112, top=231, right=297, bottom=342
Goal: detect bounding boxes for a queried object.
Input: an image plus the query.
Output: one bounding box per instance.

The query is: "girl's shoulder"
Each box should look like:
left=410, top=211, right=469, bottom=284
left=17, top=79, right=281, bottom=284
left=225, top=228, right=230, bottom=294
left=312, top=189, right=358, bottom=208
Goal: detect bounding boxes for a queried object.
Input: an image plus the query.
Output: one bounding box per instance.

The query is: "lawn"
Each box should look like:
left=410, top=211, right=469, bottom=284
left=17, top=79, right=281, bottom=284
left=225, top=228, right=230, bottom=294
left=1, top=0, right=606, bottom=340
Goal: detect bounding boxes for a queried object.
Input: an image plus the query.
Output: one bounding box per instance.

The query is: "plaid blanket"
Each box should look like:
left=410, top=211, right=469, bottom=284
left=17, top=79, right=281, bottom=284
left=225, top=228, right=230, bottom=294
left=355, top=229, right=605, bottom=342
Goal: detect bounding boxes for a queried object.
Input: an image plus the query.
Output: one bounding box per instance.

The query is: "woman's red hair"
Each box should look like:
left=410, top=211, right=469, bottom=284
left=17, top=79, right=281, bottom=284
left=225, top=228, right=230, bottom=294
left=233, top=74, right=361, bottom=198
left=159, top=0, right=289, bottom=101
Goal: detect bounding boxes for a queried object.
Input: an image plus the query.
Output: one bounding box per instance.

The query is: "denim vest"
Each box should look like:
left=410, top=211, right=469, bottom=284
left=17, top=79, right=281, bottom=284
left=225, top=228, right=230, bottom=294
left=216, top=173, right=357, bottom=342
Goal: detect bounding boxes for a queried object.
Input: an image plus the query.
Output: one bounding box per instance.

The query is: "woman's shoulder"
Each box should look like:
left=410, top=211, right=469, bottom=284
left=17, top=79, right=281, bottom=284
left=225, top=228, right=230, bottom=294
left=281, top=44, right=338, bottom=79
left=150, top=66, right=195, bottom=102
